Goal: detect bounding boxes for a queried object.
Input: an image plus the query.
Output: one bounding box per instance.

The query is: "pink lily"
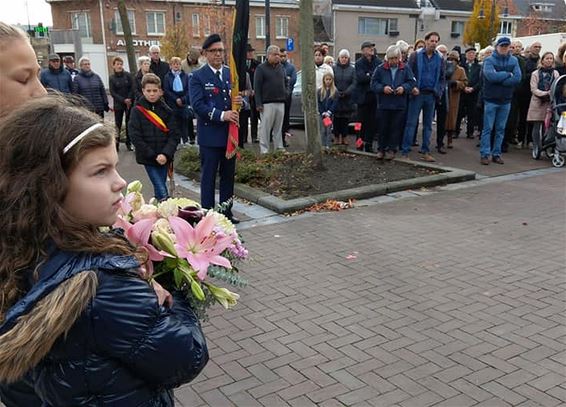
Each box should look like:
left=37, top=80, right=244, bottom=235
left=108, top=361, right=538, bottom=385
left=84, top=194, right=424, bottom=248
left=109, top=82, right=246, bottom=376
left=169, top=215, right=233, bottom=281
left=113, top=216, right=172, bottom=278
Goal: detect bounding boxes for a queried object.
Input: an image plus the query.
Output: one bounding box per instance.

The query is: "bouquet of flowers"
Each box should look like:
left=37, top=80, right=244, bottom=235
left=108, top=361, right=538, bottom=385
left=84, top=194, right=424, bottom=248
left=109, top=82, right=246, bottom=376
left=113, top=181, right=248, bottom=320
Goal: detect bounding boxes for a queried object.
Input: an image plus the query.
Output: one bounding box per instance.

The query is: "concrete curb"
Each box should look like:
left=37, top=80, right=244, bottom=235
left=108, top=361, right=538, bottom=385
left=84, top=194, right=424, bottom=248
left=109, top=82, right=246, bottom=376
left=234, top=151, right=476, bottom=214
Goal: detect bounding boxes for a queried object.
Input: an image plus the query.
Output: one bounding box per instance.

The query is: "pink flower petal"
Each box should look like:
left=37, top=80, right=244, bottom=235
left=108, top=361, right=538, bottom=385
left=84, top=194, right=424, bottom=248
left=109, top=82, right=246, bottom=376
left=194, top=214, right=216, bottom=240
left=209, top=255, right=232, bottom=269
left=169, top=216, right=196, bottom=248
left=113, top=216, right=131, bottom=231
left=127, top=218, right=155, bottom=245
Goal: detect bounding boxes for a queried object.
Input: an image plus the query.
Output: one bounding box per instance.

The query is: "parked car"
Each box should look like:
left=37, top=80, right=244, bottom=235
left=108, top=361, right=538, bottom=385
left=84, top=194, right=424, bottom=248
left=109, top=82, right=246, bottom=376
left=289, top=70, right=358, bottom=136
left=289, top=70, right=303, bottom=126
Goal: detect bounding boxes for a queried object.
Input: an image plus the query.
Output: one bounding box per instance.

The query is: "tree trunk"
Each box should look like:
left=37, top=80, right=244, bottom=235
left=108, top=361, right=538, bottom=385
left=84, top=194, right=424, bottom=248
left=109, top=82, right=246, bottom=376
left=118, top=0, right=136, bottom=74
left=299, top=0, right=323, bottom=168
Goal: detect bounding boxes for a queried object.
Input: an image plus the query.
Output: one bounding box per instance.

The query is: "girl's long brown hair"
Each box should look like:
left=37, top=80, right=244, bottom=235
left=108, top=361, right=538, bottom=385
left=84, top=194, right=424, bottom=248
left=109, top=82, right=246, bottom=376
left=0, top=95, right=140, bottom=321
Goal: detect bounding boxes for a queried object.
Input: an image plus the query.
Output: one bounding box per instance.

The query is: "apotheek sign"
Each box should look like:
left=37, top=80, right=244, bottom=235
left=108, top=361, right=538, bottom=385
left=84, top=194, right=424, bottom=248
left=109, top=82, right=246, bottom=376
left=116, top=39, right=161, bottom=47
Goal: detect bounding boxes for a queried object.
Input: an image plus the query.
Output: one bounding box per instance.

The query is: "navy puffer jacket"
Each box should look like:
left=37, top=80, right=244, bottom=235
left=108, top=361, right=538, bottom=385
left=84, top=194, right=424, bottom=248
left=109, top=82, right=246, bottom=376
left=72, top=70, right=109, bottom=113
left=0, top=246, right=208, bottom=406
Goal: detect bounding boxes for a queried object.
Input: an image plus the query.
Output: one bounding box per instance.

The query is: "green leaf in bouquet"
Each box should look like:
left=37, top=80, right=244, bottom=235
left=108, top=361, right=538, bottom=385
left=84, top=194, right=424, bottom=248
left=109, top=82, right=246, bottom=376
left=178, top=261, right=205, bottom=301
left=207, top=265, right=248, bottom=288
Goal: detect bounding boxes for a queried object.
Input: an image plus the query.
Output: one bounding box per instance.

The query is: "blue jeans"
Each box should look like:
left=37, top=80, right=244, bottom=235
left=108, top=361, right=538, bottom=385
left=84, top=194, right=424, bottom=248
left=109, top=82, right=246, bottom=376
left=402, top=93, right=436, bottom=154
left=480, top=102, right=511, bottom=158
left=144, top=164, right=169, bottom=201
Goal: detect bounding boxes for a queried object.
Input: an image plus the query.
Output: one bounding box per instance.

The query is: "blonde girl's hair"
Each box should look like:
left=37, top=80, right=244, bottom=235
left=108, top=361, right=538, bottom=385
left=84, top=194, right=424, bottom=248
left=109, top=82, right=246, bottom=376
left=0, top=21, right=29, bottom=51
left=0, top=95, right=142, bottom=322
left=170, top=56, right=182, bottom=65
left=318, top=72, right=336, bottom=99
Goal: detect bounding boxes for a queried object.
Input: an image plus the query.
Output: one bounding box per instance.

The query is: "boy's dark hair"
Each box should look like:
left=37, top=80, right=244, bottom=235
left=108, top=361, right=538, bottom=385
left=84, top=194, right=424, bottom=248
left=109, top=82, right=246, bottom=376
left=424, top=31, right=440, bottom=41
left=112, top=56, right=123, bottom=65
left=141, top=73, right=161, bottom=88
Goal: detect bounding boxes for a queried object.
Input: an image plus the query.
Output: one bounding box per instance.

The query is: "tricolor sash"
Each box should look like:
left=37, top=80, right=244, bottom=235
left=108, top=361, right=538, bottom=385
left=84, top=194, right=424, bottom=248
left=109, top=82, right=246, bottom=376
left=136, top=105, right=169, bottom=133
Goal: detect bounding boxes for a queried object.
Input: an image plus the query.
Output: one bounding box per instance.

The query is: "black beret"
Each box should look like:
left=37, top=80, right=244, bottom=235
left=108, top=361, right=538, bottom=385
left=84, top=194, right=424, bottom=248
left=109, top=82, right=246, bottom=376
left=202, top=33, right=222, bottom=50
left=465, top=47, right=477, bottom=53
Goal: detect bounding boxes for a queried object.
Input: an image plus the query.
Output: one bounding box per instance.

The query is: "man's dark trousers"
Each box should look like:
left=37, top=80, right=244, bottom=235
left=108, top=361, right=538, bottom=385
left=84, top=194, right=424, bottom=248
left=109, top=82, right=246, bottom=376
left=199, top=146, right=236, bottom=214
left=358, top=102, right=377, bottom=152
left=456, top=92, right=478, bottom=137
left=250, top=97, right=259, bottom=142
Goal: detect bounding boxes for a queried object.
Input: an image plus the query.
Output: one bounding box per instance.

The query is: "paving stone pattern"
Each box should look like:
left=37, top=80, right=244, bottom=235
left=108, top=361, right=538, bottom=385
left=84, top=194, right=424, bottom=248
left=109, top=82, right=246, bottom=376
left=175, top=172, right=566, bottom=406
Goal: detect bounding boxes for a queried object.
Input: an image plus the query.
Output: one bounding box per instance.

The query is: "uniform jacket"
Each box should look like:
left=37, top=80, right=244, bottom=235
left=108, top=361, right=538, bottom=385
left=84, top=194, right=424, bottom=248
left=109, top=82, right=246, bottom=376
left=0, top=245, right=208, bottom=406
left=354, top=55, right=382, bottom=105
left=482, top=51, right=522, bottom=105
left=332, top=62, right=357, bottom=117
left=371, top=62, right=416, bottom=110
left=109, top=70, right=134, bottom=110
left=40, top=66, right=73, bottom=93
left=163, top=70, right=190, bottom=113
left=527, top=68, right=559, bottom=122
left=128, top=97, right=180, bottom=166
left=189, top=64, right=232, bottom=148
left=72, top=70, right=109, bottom=113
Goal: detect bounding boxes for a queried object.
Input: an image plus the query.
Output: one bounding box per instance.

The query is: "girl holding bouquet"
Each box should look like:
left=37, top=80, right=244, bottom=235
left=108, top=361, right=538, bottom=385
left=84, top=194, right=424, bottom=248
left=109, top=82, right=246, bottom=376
left=0, top=96, right=208, bottom=406
left=317, top=72, right=338, bottom=151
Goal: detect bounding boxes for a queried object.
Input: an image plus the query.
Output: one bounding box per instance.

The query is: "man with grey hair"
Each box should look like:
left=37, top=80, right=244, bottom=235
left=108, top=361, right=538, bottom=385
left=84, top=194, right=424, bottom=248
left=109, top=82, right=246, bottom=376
left=149, top=44, right=170, bottom=83
left=254, top=45, right=288, bottom=153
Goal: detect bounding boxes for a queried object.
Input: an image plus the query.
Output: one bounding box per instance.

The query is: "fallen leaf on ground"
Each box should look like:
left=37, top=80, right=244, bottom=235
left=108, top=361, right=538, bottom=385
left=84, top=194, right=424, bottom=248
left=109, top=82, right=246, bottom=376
left=305, top=199, right=356, bottom=213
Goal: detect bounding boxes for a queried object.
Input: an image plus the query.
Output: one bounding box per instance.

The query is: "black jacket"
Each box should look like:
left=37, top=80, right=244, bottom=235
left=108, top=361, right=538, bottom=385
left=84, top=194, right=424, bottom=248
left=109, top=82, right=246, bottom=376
left=354, top=55, right=382, bottom=105
left=0, top=247, right=208, bottom=406
left=109, top=70, right=134, bottom=110
left=332, top=62, right=357, bottom=116
left=461, top=60, right=482, bottom=92
left=129, top=97, right=179, bottom=166
left=150, top=60, right=170, bottom=84
left=72, top=70, right=109, bottom=113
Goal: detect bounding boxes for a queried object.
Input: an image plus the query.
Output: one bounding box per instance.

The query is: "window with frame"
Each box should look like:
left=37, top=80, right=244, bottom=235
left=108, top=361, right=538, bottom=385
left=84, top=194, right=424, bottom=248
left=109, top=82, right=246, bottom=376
left=203, top=15, right=211, bottom=36
left=114, top=10, right=136, bottom=35
left=255, top=15, right=265, bottom=39
left=275, top=16, right=289, bottom=38
left=499, top=20, right=513, bottom=35
left=146, top=11, right=165, bottom=35
left=451, top=21, right=465, bottom=36
left=192, top=13, right=200, bottom=37
left=71, top=12, right=91, bottom=38
left=357, top=17, right=397, bottom=36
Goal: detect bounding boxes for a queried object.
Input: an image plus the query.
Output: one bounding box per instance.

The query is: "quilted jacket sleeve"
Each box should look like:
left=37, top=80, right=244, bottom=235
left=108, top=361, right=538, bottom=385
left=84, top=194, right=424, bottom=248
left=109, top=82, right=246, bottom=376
left=90, top=271, right=209, bottom=388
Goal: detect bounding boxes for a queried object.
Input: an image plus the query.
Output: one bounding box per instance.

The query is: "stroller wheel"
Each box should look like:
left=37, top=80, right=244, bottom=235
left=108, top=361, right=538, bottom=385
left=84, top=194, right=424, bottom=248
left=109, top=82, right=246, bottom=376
left=531, top=143, right=541, bottom=160
left=552, top=153, right=565, bottom=168
left=545, top=147, right=555, bottom=159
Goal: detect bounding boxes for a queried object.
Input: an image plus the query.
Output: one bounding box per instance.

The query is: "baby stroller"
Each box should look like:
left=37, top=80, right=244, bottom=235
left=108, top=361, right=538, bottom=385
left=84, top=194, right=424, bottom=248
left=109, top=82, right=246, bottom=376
left=533, top=74, right=566, bottom=167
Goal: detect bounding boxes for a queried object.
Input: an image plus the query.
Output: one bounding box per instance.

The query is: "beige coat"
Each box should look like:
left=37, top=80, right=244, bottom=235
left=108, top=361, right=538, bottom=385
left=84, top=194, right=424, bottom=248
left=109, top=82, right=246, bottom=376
left=527, top=69, right=559, bottom=122
left=445, top=65, right=468, bottom=131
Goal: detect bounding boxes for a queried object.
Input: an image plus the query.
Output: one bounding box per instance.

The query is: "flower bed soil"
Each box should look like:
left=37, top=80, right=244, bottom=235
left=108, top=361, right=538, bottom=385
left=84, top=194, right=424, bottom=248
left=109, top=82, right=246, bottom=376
left=175, top=149, right=443, bottom=200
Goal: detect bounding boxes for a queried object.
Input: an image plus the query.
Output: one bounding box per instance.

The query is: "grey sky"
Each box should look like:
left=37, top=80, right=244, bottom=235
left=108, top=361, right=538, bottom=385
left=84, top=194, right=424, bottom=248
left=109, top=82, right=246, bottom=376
left=1, top=0, right=53, bottom=27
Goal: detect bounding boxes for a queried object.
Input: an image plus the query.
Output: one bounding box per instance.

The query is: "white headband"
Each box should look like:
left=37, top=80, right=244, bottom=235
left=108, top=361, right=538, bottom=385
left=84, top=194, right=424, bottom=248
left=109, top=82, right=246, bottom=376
left=63, top=123, right=104, bottom=154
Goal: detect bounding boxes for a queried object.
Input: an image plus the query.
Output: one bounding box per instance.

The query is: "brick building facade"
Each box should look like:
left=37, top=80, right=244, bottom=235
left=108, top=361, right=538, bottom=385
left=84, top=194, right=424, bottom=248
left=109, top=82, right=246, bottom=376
left=47, top=0, right=301, bottom=86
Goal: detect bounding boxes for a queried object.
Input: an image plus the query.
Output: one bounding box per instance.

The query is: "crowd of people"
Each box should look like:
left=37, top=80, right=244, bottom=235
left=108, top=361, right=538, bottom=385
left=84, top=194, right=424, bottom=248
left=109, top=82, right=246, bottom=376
left=311, top=33, right=566, bottom=165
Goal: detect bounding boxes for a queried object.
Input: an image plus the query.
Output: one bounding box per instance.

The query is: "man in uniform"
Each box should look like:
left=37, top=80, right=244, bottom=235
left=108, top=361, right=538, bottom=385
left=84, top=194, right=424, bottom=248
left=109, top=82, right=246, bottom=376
left=189, top=33, right=244, bottom=224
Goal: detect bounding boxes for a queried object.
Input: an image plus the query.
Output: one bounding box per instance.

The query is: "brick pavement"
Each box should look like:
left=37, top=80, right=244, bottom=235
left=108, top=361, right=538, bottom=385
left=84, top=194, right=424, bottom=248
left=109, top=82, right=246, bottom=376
left=175, top=171, right=566, bottom=406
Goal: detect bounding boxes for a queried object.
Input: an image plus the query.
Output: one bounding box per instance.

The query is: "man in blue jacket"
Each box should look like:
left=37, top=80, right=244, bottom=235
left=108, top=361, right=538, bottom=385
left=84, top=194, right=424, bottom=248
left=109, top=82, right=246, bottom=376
left=401, top=31, right=445, bottom=162
left=189, top=33, right=244, bottom=224
left=40, top=54, right=72, bottom=93
left=479, top=36, right=521, bottom=165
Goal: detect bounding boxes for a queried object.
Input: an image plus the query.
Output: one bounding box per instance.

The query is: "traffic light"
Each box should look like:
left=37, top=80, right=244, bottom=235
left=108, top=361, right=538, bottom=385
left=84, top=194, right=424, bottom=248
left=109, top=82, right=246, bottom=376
left=34, top=23, right=48, bottom=37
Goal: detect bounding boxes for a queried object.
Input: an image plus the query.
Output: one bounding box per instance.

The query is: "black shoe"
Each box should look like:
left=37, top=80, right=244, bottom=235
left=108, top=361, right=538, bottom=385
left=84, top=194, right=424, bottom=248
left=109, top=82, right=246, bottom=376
left=283, top=141, right=289, bottom=148
left=437, top=146, right=447, bottom=154
left=229, top=216, right=240, bottom=224
left=252, top=139, right=259, bottom=144
left=126, top=144, right=133, bottom=151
